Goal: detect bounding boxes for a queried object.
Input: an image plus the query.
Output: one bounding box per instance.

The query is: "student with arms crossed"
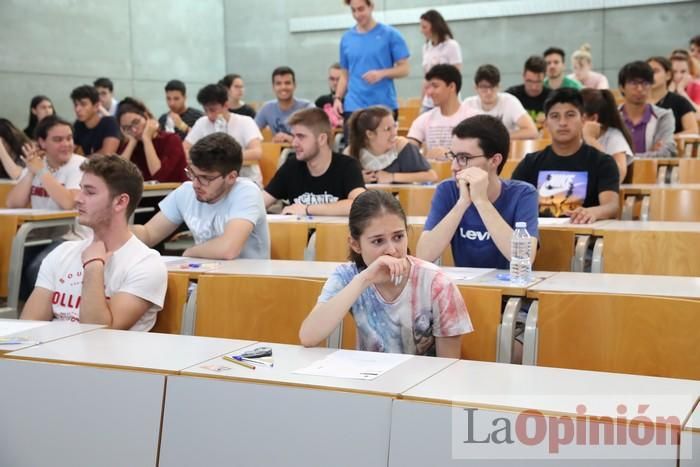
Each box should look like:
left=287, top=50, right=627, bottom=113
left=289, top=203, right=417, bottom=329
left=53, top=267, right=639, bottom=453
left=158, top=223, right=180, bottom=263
left=133, top=133, right=269, bottom=260
left=299, top=189, right=472, bottom=357
left=264, top=108, right=365, bottom=216
left=416, top=115, right=538, bottom=269
left=345, top=106, right=437, bottom=184
left=21, top=155, right=167, bottom=331
left=512, top=88, right=620, bottom=224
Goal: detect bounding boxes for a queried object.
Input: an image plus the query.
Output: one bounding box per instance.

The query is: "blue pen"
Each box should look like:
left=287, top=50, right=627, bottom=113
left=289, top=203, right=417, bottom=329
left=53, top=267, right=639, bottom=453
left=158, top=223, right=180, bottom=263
left=188, top=263, right=202, bottom=268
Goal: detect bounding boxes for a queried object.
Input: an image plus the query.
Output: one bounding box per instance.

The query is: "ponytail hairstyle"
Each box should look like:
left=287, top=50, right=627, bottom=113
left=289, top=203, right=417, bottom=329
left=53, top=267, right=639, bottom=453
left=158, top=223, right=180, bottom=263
left=346, top=105, right=392, bottom=160
left=116, top=97, right=154, bottom=122
left=348, top=190, right=407, bottom=270
left=580, top=88, right=633, bottom=149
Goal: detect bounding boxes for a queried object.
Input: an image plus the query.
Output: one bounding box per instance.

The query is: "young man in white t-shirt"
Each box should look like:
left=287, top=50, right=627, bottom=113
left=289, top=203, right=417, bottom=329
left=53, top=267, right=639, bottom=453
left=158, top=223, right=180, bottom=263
left=21, top=155, right=167, bottom=331
left=184, top=84, right=263, bottom=185
left=463, top=64, right=538, bottom=140
left=408, top=64, right=479, bottom=159
left=6, top=116, right=87, bottom=300
left=133, top=132, right=270, bottom=260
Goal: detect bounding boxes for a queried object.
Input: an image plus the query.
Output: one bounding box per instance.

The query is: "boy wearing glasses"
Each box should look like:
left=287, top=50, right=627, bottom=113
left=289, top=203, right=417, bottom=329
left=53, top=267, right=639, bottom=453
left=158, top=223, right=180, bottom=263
left=512, top=88, right=619, bottom=224
left=416, top=115, right=538, bottom=269
left=618, top=61, right=676, bottom=158
left=132, top=133, right=269, bottom=260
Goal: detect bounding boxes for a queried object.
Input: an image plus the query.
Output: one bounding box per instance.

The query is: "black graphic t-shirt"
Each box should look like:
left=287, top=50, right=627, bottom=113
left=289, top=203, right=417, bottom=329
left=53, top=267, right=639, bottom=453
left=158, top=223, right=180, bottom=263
left=511, top=143, right=619, bottom=217
left=265, top=152, right=365, bottom=205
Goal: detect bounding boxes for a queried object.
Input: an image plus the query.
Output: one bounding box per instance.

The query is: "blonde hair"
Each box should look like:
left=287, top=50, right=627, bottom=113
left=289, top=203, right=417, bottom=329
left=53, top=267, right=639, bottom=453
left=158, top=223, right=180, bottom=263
left=572, top=43, right=593, bottom=65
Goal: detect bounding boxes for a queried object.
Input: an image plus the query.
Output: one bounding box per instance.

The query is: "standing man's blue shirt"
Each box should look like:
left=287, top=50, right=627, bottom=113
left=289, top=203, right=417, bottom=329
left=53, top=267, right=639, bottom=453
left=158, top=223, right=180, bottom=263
left=424, top=179, right=539, bottom=269
left=340, top=22, right=410, bottom=112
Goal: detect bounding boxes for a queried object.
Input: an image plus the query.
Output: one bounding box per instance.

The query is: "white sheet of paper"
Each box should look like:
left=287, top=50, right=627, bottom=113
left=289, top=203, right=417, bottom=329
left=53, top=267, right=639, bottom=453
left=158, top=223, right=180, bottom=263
left=537, top=217, right=572, bottom=226
left=442, top=268, right=491, bottom=282
left=266, top=214, right=305, bottom=222
left=293, top=350, right=412, bottom=380
left=0, top=320, right=49, bottom=338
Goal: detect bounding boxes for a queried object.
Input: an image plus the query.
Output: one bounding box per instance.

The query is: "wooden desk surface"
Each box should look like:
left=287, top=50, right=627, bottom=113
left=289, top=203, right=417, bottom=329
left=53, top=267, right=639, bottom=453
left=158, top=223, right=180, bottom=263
left=400, top=359, right=700, bottom=422
left=165, top=257, right=342, bottom=279
left=181, top=342, right=457, bottom=398
left=593, top=220, right=700, bottom=233
left=7, top=329, right=255, bottom=374
left=621, top=183, right=700, bottom=195
left=266, top=213, right=427, bottom=227
left=142, top=182, right=181, bottom=191
left=0, top=208, right=78, bottom=222
left=0, top=319, right=104, bottom=354
left=527, top=271, right=700, bottom=300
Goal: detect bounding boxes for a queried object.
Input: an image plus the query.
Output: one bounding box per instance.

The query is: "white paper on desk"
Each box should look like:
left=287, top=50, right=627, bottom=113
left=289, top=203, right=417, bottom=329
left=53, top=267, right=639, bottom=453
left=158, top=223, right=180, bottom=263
left=266, top=214, right=301, bottom=222
left=0, top=320, right=48, bottom=337
left=537, top=217, right=572, bottom=226
left=293, top=350, right=411, bottom=380
left=443, top=269, right=489, bottom=282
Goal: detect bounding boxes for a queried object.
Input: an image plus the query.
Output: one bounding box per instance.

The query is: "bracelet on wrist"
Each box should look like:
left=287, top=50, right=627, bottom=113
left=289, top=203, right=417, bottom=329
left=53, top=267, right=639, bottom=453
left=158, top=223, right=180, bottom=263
left=82, top=257, right=105, bottom=269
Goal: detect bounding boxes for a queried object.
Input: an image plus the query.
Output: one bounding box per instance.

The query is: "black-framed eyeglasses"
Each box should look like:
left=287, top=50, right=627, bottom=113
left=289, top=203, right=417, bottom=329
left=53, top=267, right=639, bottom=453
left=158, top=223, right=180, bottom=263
left=184, top=167, right=225, bottom=186
left=120, top=118, right=141, bottom=133
left=445, top=151, right=487, bottom=167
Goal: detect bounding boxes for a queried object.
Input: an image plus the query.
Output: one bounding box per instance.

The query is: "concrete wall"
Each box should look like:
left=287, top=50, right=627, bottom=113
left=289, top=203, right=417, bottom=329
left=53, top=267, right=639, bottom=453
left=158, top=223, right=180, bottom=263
left=0, top=0, right=225, bottom=129
left=1, top=0, right=697, bottom=127
left=224, top=0, right=699, bottom=106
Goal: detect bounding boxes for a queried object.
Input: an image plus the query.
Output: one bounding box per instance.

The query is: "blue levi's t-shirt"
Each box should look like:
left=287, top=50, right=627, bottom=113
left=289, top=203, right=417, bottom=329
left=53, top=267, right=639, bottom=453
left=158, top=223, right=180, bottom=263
left=424, top=179, right=539, bottom=269
left=340, top=22, right=410, bottom=111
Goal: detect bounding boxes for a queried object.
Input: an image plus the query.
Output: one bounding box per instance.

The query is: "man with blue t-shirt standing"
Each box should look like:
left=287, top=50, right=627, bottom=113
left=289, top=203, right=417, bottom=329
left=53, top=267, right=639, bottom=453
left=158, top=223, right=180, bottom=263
left=132, top=132, right=270, bottom=260
left=332, top=0, right=410, bottom=128
left=416, top=115, right=539, bottom=269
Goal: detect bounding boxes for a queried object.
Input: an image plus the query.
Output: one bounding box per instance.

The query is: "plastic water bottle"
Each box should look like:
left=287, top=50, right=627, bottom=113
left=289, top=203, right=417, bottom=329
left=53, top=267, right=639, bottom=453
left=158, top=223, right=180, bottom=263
left=164, top=115, right=175, bottom=133
left=510, top=222, right=532, bottom=283
left=214, top=115, right=227, bottom=133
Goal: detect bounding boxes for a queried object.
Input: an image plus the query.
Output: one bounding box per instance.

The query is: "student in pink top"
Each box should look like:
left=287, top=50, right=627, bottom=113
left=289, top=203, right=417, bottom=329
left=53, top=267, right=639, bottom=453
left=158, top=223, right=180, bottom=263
left=299, top=189, right=472, bottom=356
left=569, top=44, right=609, bottom=89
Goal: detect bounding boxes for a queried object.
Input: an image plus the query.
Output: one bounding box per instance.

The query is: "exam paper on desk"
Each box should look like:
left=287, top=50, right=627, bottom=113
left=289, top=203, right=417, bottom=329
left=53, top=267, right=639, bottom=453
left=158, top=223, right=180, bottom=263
left=293, top=350, right=411, bottom=380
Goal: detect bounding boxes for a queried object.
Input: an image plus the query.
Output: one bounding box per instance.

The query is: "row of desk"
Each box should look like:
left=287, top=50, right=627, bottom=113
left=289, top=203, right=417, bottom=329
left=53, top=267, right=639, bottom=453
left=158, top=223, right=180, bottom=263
left=159, top=257, right=700, bottom=380
left=0, top=321, right=698, bottom=467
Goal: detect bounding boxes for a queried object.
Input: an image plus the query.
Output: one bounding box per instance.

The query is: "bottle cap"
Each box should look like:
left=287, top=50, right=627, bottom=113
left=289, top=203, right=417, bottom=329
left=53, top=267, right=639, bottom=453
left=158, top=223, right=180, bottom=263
left=515, top=222, right=527, bottom=228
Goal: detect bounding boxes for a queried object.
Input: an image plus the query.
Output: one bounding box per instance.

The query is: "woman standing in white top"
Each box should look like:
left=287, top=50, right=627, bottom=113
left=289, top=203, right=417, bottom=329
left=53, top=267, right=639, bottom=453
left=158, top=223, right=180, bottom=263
left=569, top=44, right=609, bottom=89
left=581, top=88, right=634, bottom=183
left=420, top=10, right=462, bottom=112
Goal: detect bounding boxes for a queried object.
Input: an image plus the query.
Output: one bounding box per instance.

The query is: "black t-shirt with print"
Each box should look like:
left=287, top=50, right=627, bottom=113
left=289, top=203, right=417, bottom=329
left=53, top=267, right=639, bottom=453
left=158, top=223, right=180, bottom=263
left=511, top=143, right=619, bottom=217
left=265, top=152, right=365, bottom=205
left=505, top=84, right=552, bottom=115
left=656, top=91, right=695, bottom=134
left=73, top=116, right=120, bottom=155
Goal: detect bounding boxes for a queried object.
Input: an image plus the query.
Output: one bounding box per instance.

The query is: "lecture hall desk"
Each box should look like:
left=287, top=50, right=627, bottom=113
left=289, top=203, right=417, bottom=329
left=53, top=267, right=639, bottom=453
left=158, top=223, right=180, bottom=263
left=393, top=359, right=700, bottom=467
left=0, top=209, right=77, bottom=303
left=0, top=318, right=103, bottom=355
left=161, top=342, right=457, bottom=467
left=682, top=405, right=700, bottom=467
left=1, top=329, right=254, bottom=467
left=523, top=271, right=700, bottom=372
